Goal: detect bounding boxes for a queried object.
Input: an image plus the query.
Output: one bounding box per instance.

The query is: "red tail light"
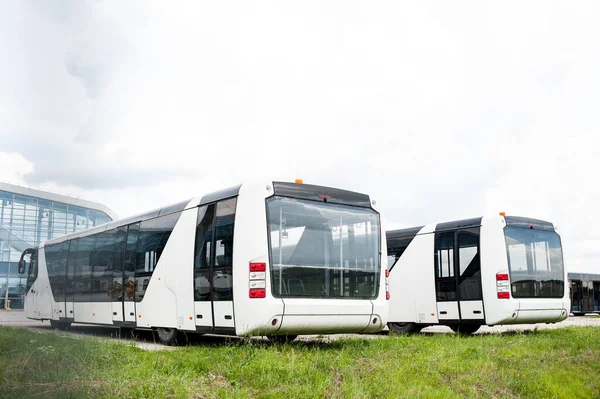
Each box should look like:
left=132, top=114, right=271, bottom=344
left=386, top=292, right=390, bottom=300
left=496, top=273, right=509, bottom=281
left=249, top=289, right=266, bottom=298
left=250, top=262, right=266, bottom=272
left=385, top=269, right=389, bottom=278
left=497, top=292, right=510, bottom=299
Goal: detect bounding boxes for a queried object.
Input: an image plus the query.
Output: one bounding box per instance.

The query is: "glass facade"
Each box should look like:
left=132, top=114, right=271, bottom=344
left=0, top=188, right=113, bottom=309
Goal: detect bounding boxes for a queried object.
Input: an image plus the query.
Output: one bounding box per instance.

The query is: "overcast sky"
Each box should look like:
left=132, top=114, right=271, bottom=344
left=1, top=1, right=599, bottom=273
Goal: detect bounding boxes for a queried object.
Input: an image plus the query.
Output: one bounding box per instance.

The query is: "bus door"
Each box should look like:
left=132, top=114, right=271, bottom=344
left=29, top=249, right=38, bottom=318
left=63, top=241, right=74, bottom=321
left=108, top=226, right=135, bottom=324
left=19, top=248, right=36, bottom=318
left=435, top=228, right=484, bottom=323
left=194, top=199, right=237, bottom=333
left=113, top=224, right=138, bottom=324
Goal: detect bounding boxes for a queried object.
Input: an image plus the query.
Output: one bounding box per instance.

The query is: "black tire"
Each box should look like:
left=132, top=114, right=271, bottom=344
left=50, top=320, right=71, bottom=330
left=156, top=327, right=184, bottom=345
left=448, top=324, right=480, bottom=335
left=268, top=334, right=298, bottom=343
left=388, top=322, right=418, bottom=334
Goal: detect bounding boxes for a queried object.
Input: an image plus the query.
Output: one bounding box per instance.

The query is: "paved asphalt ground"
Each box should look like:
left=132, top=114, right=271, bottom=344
left=2, top=310, right=599, bottom=351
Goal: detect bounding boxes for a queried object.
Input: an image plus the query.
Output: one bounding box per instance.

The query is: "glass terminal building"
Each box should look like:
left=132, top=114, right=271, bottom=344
left=0, top=182, right=116, bottom=309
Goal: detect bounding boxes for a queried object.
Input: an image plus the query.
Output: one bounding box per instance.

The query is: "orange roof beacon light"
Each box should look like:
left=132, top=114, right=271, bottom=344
left=295, top=179, right=303, bottom=184
left=499, top=212, right=506, bottom=217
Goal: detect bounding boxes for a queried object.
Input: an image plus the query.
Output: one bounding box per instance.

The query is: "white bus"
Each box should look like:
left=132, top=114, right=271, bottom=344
left=18, top=180, right=388, bottom=344
left=386, top=214, right=568, bottom=334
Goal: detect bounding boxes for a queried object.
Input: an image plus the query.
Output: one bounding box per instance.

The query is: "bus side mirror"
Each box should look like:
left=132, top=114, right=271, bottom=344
left=18, top=259, right=26, bottom=274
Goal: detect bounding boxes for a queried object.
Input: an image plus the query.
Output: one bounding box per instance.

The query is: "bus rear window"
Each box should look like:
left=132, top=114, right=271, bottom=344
left=504, top=227, right=564, bottom=298
left=266, top=196, right=381, bottom=299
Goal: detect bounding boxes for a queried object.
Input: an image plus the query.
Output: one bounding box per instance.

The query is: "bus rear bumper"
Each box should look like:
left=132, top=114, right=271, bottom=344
left=486, top=298, right=569, bottom=325
left=512, top=308, right=568, bottom=324
left=277, top=314, right=383, bottom=334
left=263, top=298, right=385, bottom=335
left=514, top=298, right=569, bottom=324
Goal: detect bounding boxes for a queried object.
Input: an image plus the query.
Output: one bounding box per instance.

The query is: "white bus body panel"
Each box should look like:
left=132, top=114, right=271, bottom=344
left=52, top=293, right=64, bottom=320
left=231, top=182, right=285, bottom=336
left=279, top=299, right=377, bottom=333
left=194, top=302, right=213, bottom=328
left=73, top=303, right=94, bottom=323
left=124, top=302, right=136, bottom=323
left=213, top=301, right=235, bottom=328
left=28, top=247, right=53, bottom=320
left=480, top=216, right=568, bottom=325
left=364, top=212, right=388, bottom=333
left=66, top=301, right=74, bottom=319
left=459, top=301, right=484, bottom=320
left=25, top=285, right=35, bottom=319
left=480, top=216, right=519, bottom=325
left=387, top=224, right=438, bottom=325
left=232, top=181, right=387, bottom=336
left=93, top=303, right=113, bottom=325
left=437, top=302, right=459, bottom=320
left=112, top=302, right=123, bottom=322
left=137, top=204, right=198, bottom=331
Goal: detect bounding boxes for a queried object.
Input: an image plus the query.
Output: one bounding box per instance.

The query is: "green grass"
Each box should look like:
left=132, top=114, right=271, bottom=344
left=1, top=327, right=599, bottom=398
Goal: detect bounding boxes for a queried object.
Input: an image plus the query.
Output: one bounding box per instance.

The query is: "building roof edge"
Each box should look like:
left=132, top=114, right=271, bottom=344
left=0, top=182, right=117, bottom=220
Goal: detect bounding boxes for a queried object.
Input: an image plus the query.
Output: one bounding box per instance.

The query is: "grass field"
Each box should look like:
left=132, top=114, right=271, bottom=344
left=1, top=327, right=599, bottom=398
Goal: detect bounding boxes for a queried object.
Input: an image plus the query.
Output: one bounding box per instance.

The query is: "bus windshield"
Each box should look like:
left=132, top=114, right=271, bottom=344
left=266, top=196, right=381, bottom=299
left=504, top=227, right=564, bottom=298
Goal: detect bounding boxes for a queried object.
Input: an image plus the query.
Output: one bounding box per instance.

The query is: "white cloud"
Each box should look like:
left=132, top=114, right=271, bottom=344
left=1, top=1, right=599, bottom=273
left=0, top=152, right=34, bottom=184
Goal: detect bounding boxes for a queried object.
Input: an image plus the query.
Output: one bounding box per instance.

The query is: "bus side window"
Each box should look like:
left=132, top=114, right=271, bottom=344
left=458, top=230, right=482, bottom=301
left=124, top=223, right=140, bottom=301
left=73, top=235, right=97, bottom=302
left=213, top=198, right=237, bottom=301
left=25, top=249, right=38, bottom=293
left=135, top=211, right=182, bottom=301
left=194, top=205, right=214, bottom=301
left=434, top=231, right=456, bottom=301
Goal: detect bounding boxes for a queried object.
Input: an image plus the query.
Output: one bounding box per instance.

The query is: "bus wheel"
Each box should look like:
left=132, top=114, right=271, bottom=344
left=388, top=322, right=418, bottom=334
left=449, top=324, right=480, bottom=335
left=156, top=327, right=183, bottom=345
left=268, top=335, right=298, bottom=343
left=50, top=320, right=71, bottom=330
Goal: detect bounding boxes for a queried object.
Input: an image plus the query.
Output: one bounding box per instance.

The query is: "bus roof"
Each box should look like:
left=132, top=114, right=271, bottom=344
left=42, top=184, right=242, bottom=247
left=386, top=215, right=556, bottom=239
left=41, top=180, right=373, bottom=247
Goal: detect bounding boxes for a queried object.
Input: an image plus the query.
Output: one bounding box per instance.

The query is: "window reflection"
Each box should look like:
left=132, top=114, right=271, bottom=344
left=193, top=198, right=236, bottom=302
left=267, top=197, right=380, bottom=299
left=505, top=227, right=564, bottom=298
